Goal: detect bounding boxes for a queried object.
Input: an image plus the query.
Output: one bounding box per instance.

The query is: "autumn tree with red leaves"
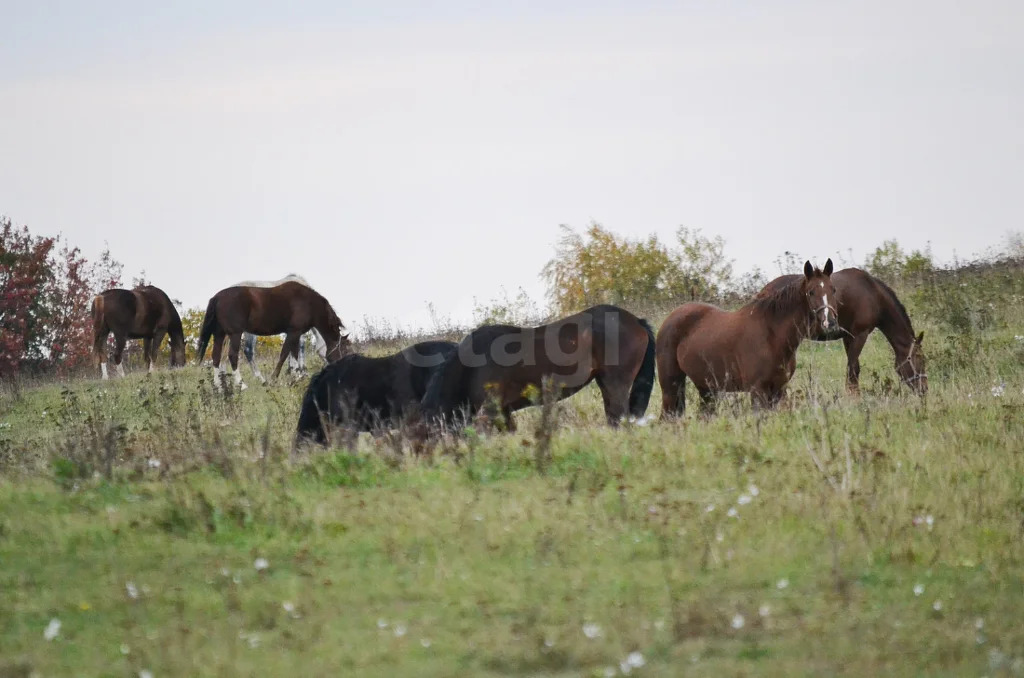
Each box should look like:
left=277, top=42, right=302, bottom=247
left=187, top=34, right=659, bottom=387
left=0, top=216, right=124, bottom=379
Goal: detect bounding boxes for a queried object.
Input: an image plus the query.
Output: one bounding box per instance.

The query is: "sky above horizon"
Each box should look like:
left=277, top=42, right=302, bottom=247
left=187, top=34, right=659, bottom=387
left=3, top=1, right=1022, bottom=333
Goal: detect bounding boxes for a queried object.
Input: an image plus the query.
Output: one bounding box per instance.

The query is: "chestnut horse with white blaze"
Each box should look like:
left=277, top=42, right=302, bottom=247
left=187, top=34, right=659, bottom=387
left=758, top=267, right=926, bottom=394
left=91, top=285, right=186, bottom=378
left=657, top=259, right=838, bottom=416
left=195, top=279, right=350, bottom=390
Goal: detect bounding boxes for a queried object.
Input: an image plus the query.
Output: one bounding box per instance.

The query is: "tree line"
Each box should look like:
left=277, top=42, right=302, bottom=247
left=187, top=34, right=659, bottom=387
left=4, top=212, right=1017, bottom=380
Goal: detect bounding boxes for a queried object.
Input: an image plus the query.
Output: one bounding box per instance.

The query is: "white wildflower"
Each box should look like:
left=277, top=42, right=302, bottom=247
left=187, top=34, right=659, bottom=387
left=748, top=484, right=760, bottom=497
left=933, top=600, right=943, bottom=611
left=377, top=619, right=389, bottom=629
left=582, top=622, right=602, bottom=639
left=253, top=557, right=269, bottom=572
left=120, top=644, right=130, bottom=655
left=975, top=618, right=985, bottom=630
left=992, top=384, right=1005, bottom=397
left=626, top=651, right=646, bottom=668
left=125, top=581, right=139, bottom=599
left=140, top=671, right=153, bottom=678
left=925, top=515, right=934, bottom=529
left=43, top=618, right=61, bottom=641
left=705, top=504, right=715, bottom=513
left=759, top=604, right=771, bottom=617
left=727, top=507, right=738, bottom=518
left=913, top=583, right=924, bottom=596
left=394, top=624, right=407, bottom=638
left=421, top=638, right=432, bottom=648
left=619, top=661, right=632, bottom=675
left=731, top=613, right=745, bottom=629
left=147, top=458, right=161, bottom=469
left=777, top=578, right=789, bottom=590
left=737, top=494, right=752, bottom=506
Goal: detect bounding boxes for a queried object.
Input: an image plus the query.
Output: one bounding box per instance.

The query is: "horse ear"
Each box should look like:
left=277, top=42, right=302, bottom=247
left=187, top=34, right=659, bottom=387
left=915, top=331, right=925, bottom=345
left=803, top=261, right=814, bottom=279
left=823, top=258, right=834, bottom=276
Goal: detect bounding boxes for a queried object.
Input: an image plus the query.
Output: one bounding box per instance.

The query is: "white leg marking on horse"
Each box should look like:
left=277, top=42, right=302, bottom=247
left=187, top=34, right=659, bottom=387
left=233, top=368, right=247, bottom=390
left=212, top=366, right=223, bottom=391
left=101, top=363, right=108, bottom=380
left=116, top=363, right=125, bottom=378
left=148, top=362, right=155, bottom=374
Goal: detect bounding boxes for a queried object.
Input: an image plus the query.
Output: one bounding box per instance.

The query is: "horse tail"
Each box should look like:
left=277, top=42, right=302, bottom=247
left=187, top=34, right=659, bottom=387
left=628, top=318, right=657, bottom=418
left=91, top=294, right=104, bottom=333
left=296, top=365, right=333, bottom=446
left=195, top=296, right=218, bottom=364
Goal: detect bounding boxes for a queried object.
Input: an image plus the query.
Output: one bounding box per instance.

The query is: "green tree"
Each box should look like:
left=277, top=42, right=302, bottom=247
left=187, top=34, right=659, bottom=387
left=541, top=223, right=734, bottom=314
left=866, top=239, right=933, bottom=282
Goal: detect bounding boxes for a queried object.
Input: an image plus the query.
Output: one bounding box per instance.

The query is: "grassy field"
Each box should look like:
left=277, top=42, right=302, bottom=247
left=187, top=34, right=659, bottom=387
left=2, top=272, right=1024, bottom=677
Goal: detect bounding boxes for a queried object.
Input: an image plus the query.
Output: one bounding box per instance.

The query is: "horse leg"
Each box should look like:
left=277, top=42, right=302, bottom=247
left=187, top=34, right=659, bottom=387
left=596, top=373, right=631, bottom=426
left=228, top=333, right=246, bottom=390
left=113, top=334, right=127, bottom=378
left=242, top=334, right=266, bottom=384
left=502, top=406, right=517, bottom=433
left=659, top=365, right=688, bottom=421
left=94, top=328, right=110, bottom=379
left=273, top=333, right=302, bottom=379
left=842, top=332, right=869, bottom=393
left=211, top=332, right=226, bottom=390
left=698, top=388, right=717, bottom=417
left=142, top=337, right=153, bottom=374
left=150, top=329, right=166, bottom=372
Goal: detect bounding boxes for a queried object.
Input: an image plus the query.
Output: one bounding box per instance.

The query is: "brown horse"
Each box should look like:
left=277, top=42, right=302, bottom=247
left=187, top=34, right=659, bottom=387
left=657, top=260, right=838, bottom=416
left=195, top=280, right=351, bottom=390
left=91, top=285, right=186, bottom=378
left=421, top=304, right=656, bottom=431
left=759, top=267, right=926, bottom=394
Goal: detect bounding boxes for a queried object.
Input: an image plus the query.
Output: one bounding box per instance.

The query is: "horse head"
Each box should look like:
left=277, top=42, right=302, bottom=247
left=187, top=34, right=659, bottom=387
left=896, top=331, right=927, bottom=395
left=321, top=307, right=354, bottom=362
left=802, top=258, right=838, bottom=335
left=169, top=334, right=187, bottom=367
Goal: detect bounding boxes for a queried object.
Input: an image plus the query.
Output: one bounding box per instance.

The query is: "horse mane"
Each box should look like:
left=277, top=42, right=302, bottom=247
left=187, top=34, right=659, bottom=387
left=872, top=276, right=914, bottom=330
left=231, top=274, right=314, bottom=290
left=744, top=277, right=804, bottom=319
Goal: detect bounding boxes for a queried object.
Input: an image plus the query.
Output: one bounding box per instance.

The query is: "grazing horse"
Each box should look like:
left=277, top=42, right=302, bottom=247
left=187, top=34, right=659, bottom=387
left=657, top=260, right=838, bottom=416
left=295, top=340, right=458, bottom=446
left=759, top=267, right=926, bottom=394
left=233, top=275, right=326, bottom=382
left=196, top=280, right=350, bottom=390
left=422, top=305, right=656, bottom=431
left=91, top=285, right=186, bottom=378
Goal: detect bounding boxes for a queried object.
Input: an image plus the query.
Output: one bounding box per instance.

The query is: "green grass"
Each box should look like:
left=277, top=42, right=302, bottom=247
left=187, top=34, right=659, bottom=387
left=2, top=307, right=1024, bottom=676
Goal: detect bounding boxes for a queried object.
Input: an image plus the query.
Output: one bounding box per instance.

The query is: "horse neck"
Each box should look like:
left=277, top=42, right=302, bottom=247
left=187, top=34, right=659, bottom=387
left=751, top=296, right=809, bottom=354
left=875, top=293, right=916, bottom=359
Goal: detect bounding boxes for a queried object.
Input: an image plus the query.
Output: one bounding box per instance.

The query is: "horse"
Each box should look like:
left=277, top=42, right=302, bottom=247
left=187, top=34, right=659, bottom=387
left=758, top=267, right=926, bottom=394
left=295, top=340, right=458, bottom=446
left=195, top=279, right=350, bottom=390
left=657, top=259, right=838, bottom=416
left=91, top=285, right=186, bottom=379
left=232, top=275, right=326, bottom=382
left=421, top=304, right=656, bottom=432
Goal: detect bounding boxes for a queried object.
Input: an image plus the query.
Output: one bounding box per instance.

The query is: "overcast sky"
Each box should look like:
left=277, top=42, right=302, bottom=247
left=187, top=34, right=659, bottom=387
left=2, top=1, right=1022, bottom=332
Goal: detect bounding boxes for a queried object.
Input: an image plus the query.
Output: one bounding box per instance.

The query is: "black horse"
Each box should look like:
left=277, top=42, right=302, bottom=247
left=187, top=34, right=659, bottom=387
left=422, top=304, right=656, bottom=431
left=296, top=340, right=457, bottom=446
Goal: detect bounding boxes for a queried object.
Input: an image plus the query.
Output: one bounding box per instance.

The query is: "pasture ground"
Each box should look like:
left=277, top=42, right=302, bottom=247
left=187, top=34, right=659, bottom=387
left=2, top=297, right=1024, bottom=677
